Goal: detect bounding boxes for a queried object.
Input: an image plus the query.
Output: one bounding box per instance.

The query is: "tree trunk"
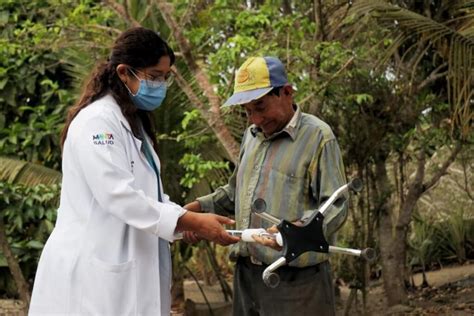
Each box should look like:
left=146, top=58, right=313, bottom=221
left=0, top=217, right=31, bottom=308
left=105, top=1, right=241, bottom=163
left=156, top=1, right=240, bottom=163
left=379, top=214, right=409, bottom=305
left=313, top=0, right=325, bottom=41
left=375, top=160, right=408, bottom=306
left=172, top=69, right=240, bottom=164
left=377, top=143, right=461, bottom=306
left=282, top=0, right=292, bottom=15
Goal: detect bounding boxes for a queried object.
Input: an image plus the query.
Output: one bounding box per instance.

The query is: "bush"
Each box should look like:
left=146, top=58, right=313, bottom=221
left=408, top=208, right=474, bottom=275
left=0, top=182, right=60, bottom=297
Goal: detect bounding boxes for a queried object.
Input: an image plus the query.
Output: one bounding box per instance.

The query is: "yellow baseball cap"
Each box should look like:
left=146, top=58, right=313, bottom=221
left=223, top=56, right=288, bottom=107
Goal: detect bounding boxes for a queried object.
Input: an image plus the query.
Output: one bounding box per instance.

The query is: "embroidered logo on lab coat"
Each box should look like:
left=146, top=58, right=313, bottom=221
left=92, top=133, right=114, bottom=145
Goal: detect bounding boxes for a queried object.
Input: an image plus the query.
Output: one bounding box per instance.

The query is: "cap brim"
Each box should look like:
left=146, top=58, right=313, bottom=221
left=222, top=87, right=273, bottom=107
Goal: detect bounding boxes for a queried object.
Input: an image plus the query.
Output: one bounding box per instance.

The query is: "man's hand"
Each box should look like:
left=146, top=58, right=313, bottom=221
left=183, top=200, right=202, bottom=213
left=251, top=225, right=282, bottom=251
left=252, top=220, right=305, bottom=251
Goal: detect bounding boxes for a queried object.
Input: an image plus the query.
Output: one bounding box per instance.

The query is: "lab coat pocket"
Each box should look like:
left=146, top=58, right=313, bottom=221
left=81, top=257, right=137, bottom=315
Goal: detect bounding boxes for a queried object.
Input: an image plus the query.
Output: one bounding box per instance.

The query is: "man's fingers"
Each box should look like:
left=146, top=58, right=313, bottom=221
left=252, top=234, right=274, bottom=246
left=252, top=234, right=283, bottom=251
left=266, top=225, right=279, bottom=234
left=293, top=219, right=305, bottom=227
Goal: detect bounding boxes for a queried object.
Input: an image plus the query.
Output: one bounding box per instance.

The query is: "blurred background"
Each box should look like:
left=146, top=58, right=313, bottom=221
left=0, top=0, right=472, bottom=315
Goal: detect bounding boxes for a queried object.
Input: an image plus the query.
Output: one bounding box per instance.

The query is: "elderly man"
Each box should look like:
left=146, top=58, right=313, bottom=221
left=185, top=56, right=348, bottom=316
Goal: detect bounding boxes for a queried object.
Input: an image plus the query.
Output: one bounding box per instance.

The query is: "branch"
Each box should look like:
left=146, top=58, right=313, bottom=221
left=423, top=142, right=463, bottom=191
left=398, top=142, right=463, bottom=228
left=102, top=0, right=239, bottom=162
left=156, top=0, right=219, bottom=109
left=156, top=1, right=240, bottom=163
left=89, top=24, right=123, bottom=36
left=460, top=156, right=474, bottom=201
left=327, top=2, right=351, bottom=40
left=282, top=0, right=292, bottom=15
left=172, top=66, right=207, bottom=113
left=313, top=0, right=325, bottom=41
left=102, top=0, right=141, bottom=27
left=299, top=56, right=355, bottom=105
left=172, top=66, right=222, bottom=132
left=397, top=150, right=425, bottom=228
left=415, top=62, right=448, bottom=91
left=183, top=264, right=215, bottom=316
left=0, top=218, right=31, bottom=308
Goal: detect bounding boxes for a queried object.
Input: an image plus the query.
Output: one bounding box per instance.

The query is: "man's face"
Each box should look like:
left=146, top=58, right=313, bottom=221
left=242, top=86, right=294, bottom=137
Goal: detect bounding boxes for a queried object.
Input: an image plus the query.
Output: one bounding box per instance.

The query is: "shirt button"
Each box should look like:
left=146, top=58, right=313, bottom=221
left=254, top=165, right=260, bottom=171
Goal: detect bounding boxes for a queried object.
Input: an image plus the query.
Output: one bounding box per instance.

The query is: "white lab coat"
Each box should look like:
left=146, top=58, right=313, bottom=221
left=29, top=94, right=184, bottom=315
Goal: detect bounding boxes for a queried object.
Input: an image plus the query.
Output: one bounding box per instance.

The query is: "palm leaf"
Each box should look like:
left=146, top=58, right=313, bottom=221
left=0, top=157, right=61, bottom=187
left=350, top=0, right=474, bottom=139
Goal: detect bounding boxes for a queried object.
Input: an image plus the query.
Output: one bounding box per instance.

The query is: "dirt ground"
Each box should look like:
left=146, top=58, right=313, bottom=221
left=177, top=262, right=474, bottom=315
left=336, top=262, right=474, bottom=316
left=1, top=262, right=473, bottom=315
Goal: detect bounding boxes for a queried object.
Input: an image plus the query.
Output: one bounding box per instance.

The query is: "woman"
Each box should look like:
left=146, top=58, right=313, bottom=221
left=29, top=27, right=239, bottom=315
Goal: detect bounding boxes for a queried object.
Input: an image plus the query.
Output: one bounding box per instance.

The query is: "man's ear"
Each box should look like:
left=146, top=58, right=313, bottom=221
left=282, top=85, right=293, bottom=96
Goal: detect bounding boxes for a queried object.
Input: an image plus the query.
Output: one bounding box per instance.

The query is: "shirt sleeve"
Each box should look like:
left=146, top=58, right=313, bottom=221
left=305, top=138, right=348, bottom=237
left=162, top=193, right=187, bottom=240
left=196, top=166, right=237, bottom=216
left=70, top=112, right=182, bottom=242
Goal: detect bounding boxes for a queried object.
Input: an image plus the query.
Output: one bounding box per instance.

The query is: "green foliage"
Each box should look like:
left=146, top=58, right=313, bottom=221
left=315, top=41, right=352, bottom=74
left=351, top=0, right=473, bottom=140
left=437, top=208, right=470, bottom=263
left=176, top=110, right=217, bottom=149
left=0, top=182, right=60, bottom=296
left=0, top=157, right=62, bottom=186
left=408, top=213, right=439, bottom=270
left=176, top=110, right=230, bottom=196
left=168, top=1, right=343, bottom=202
left=0, top=0, right=471, bottom=298
left=178, top=0, right=319, bottom=101
left=1, top=101, right=68, bottom=168
left=0, top=1, right=71, bottom=168
left=408, top=208, right=474, bottom=272
left=0, top=0, right=120, bottom=169
left=0, top=0, right=120, bottom=297
left=179, top=153, right=229, bottom=190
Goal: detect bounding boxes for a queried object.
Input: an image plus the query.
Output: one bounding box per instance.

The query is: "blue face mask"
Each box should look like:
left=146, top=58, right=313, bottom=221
left=128, top=70, right=167, bottom=111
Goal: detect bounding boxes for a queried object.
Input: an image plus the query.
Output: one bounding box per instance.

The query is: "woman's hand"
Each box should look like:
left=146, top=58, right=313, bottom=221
left=177, top=212, right=240, bottom=246
left=182, top=231, right=202, bottom=244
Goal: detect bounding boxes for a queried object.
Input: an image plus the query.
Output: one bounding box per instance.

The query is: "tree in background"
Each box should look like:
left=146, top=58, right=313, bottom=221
left=349, top=0, right=472, bottom=306
left=0, top=0, right=118, bottom=306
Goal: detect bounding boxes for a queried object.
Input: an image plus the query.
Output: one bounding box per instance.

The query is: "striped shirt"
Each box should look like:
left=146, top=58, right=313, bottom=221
left=198, top=106, right=348, bottom=267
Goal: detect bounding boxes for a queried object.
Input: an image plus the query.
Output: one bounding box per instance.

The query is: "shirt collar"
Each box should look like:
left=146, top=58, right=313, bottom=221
left=251, top=104, right=301, bottom=141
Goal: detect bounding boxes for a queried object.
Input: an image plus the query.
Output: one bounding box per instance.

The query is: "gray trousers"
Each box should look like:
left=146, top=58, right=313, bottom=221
left=232, top=257, right=336, bottom=316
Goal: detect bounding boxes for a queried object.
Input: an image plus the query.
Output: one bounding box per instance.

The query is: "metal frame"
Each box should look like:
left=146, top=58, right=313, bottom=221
left=250, top=178, right=375, bottom=288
